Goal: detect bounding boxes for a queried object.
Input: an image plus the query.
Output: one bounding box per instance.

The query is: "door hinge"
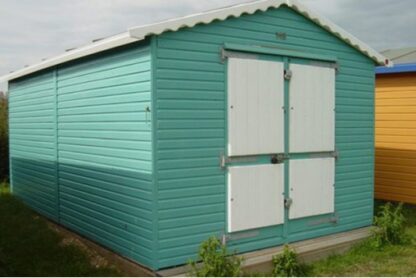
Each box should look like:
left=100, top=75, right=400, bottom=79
left=220, top=152, right=229, bottom=169
left=334, top=62, right=340, bottom=74
left=284, top=197, right=293, bottom=208
left=331, top=150, right=339, bottom=161
left=284, top=69, right=292, bottom=80
left=222, top=230, right=259, bottom=244
left=220, top=48, right=227, bottom=64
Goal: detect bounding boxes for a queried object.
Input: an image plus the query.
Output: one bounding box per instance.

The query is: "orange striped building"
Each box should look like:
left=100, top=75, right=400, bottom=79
left=376, top=56, right=416, bottom=204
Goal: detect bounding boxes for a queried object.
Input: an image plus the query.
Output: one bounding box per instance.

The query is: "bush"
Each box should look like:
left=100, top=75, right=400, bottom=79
left=371, top=202, right=407, bottom=248
left=272, top=245, right=305, bottom=277
left=188, top=236, right=243, bottom=277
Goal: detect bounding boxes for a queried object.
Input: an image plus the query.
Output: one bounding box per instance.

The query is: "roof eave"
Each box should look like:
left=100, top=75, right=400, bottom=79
left=1, top=33, right=139, bottom=83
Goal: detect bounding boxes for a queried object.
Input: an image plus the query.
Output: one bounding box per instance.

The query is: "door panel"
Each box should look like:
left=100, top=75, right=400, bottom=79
left=289, top=64, right=335, bottom=153
left=228, top=57, right=284, bottom=156
left=289, top=158, right=335, bottom=220
left=228, top=164, right=284, bottom=233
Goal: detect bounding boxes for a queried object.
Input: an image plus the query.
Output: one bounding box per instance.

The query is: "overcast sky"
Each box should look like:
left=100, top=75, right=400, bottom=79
left=1, top=0, right=415, bottom=92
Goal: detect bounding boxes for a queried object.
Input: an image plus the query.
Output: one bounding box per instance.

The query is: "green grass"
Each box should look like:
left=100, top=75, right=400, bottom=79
left=0, top=182, right=121, bottom=276
left=2, top=179, right=416, bottom=276
left=307, top=202, right=416, bottom=277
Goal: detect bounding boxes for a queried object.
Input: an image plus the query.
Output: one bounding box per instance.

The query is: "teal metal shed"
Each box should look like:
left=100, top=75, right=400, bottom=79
left=3, top=0, right=389, bottom=271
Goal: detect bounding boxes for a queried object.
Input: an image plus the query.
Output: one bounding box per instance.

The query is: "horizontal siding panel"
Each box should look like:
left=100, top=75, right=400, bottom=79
left=58, top=61, right=150, bottom=88
left=59, top=137, right=151, bottom=151
left=157, top=89, right=223, bottom=100
left=9, top=71, right=58, bottom=221
left=58, top=72, right=150, bottom=94
left=58, top=82, right=150, bottom=102
left=59, top=47, right=150, bottom=77
left=58, top=92, right=150, bottom=109
left=60, top=184, right=153, bottom=222
left=59, top=129, right=149, bottom=140
left=58, top=102, right=149, bottom=116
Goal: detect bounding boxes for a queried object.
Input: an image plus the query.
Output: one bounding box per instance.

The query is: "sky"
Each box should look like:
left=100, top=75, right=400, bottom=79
left=0, top=0, right=415, bottom=92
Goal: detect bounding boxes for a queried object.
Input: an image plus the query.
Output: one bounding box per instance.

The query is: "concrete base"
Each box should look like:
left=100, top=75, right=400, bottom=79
left=157, top=227, right=371, bottom=277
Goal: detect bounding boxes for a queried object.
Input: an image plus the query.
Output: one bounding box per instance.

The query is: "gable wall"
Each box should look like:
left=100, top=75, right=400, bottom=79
left=153, top=6, right=375, bottom=269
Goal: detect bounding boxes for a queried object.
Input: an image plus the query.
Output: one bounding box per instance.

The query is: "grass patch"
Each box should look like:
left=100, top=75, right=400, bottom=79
left=307, top=202, right=416, bottom=276
left=0, top=180, right=9, bottom=194
left=0, top=183, right=121, bottom=276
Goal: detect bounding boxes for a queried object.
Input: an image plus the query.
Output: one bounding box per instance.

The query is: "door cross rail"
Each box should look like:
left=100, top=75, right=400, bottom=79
left=220, top=150, right=338, bottom=169
left=220, top=153, right=287, bottom=169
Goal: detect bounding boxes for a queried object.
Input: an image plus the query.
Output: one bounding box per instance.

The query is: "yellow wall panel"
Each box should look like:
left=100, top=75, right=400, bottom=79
left=375, top=73, right=416, bottom=204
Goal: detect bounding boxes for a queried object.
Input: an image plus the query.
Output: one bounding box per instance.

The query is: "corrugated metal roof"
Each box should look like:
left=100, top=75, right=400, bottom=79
left=376, top=47, right=416, bottom=74
left=1, top=0, right=389, bottom=82
left=382, top=47, right=416, bottom=64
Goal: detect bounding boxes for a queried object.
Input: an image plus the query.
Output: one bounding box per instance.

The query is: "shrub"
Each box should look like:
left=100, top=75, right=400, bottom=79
left=272, top=245, right=305, bottom=277
left=371, top=202, right=407, bottom=248
left=188, top=236, right=243, bottom=277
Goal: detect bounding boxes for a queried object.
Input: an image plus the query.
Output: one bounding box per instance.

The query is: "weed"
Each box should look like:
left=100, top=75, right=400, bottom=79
left=272, top=245, right=306, bottom=277
left=371, top=202, right=407, bottom=248
left=188, top=236, right=243, bottom=277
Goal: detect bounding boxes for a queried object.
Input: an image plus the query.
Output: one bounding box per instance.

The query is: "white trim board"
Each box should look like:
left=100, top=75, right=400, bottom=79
left=2, top=0, right=390, bottom=82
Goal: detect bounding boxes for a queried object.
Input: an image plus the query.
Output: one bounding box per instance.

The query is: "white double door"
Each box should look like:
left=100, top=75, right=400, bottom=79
left=227, top=57, right=336, bottom=233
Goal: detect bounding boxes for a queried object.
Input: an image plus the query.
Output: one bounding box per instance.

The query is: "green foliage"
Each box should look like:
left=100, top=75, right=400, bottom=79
left=272, top=245, right=305, bottom=277
left=188, top=236, right=243, bottom=277
left=0, top=181, right=9, bottom=195
left=372, top=202, right=407, bottom=248
left=0, top=93, right=8, bottom=182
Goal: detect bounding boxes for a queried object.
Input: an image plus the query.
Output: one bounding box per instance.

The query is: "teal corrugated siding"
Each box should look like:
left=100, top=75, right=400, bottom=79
left=153, top=7, right=375, bottom=268
left=9, top=43, right=155, bottom=268
left=9, top=71, right=59, bottom=221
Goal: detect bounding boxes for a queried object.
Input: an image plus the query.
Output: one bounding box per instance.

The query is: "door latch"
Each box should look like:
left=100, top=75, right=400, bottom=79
left=271, top=153, right=288, bottom=164
left=284, top=69, right=292, bottom=80
left=284, top=197, right=293, bottom=208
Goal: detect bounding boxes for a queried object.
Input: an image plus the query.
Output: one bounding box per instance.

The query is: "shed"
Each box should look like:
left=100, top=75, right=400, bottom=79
left=375, top=48, right=416, bottom=204
left=3, top=0, right=388, bottom=271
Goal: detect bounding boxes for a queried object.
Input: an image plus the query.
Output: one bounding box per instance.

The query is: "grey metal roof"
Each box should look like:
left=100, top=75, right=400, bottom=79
left=382, top=47, right=416, bottom=64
